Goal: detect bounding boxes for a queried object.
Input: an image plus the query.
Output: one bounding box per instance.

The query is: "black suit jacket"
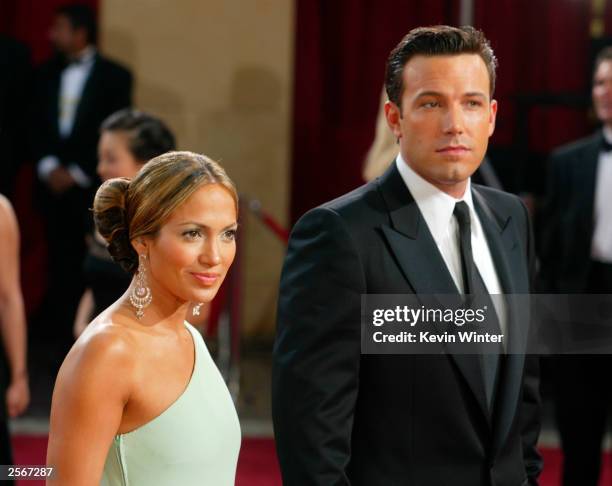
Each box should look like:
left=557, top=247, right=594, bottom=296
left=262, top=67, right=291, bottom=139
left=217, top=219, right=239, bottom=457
left=32, top=52, right=132, bottom=180
left=539, top=131, right=602, bottom=292
left=272, top=164, right=541, bottom=486
left=0, top=35, right=31, bottom=197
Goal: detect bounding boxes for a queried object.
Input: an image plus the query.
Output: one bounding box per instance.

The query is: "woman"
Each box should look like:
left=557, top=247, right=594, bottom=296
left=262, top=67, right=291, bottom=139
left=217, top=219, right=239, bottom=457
left=47, top=152, right=241, bottom=485
left=73, top=109, right=176, bottom=337
left=0, top=195, right=29, bottom=475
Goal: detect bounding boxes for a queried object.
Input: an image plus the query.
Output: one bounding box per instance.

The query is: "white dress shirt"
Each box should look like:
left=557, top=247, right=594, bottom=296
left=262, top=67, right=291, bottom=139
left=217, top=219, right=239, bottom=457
left=591, top=126, right=612, bottom=263
left=37, top=47, right=96, bottom=188
left=395, top=154, right=507, bottom=338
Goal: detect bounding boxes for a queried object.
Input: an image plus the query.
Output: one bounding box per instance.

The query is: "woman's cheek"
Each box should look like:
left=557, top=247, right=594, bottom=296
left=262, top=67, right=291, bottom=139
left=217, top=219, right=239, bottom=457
left=223, top=244, right=237, bottom=268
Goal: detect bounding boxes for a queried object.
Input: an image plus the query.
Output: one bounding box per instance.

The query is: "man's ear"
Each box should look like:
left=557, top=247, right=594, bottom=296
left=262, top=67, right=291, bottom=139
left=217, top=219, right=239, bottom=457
left=384, top=100, right=402, bottom=140
left=488, top=99, right=498, bottom=137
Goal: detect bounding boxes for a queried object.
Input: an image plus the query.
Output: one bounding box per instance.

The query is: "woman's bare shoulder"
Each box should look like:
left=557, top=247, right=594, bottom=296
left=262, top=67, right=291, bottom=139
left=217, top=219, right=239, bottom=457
left=56, top=317, right=140, bottom=398
left=0, top=195, right=17, bottom=230
left=0, top=193, right=10, bottom=210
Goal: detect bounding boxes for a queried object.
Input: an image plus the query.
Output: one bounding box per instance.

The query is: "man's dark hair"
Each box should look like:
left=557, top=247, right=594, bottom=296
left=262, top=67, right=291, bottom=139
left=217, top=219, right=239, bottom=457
left=56, top=4, right=97, bottom=45
left=594, top=46, right=612, bottom=76
left=385, top=25, right=497, bottom=108
left=101, top=109, right=176, bottom=162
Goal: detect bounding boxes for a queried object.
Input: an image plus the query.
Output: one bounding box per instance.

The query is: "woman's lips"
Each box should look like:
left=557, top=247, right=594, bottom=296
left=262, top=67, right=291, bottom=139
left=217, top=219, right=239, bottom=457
left=191, top=272, right=220, bottom=286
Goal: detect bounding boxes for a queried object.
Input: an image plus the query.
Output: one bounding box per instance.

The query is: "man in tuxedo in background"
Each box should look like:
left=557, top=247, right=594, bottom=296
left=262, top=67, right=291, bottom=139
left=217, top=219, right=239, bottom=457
left=273, top=26, right=541, bottom=485
left=31, top=4, right=132, bottom=350
left=539, top=46, right=612, bottom=486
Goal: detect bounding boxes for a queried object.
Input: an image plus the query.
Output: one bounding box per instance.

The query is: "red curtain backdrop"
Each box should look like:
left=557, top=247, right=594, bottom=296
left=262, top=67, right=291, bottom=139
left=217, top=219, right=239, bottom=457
left=0, top=0, right=98, bottom=64
left=473, top=0, right=593, bottom=152
left=290, top=0, right=459, bottom=222
left=291, top=0, right=612, bottom=221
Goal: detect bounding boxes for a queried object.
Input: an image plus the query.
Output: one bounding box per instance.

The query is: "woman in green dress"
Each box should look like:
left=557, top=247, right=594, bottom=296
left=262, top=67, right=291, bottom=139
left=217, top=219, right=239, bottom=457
left=47, top=152, right=241, bottom=485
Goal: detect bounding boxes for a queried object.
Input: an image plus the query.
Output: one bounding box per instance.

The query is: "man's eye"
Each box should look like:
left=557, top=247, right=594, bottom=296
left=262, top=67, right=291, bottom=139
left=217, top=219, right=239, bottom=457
left=422, top=101, right=439, bottom=108
left=466, top=100, right=482, bottom=107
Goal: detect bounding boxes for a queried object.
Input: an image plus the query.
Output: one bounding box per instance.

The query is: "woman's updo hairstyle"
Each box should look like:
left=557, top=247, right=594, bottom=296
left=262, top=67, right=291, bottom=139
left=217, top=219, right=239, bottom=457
left=93, top=151, right=238, bottom=274
left=100, top=108, right=176, bottom=161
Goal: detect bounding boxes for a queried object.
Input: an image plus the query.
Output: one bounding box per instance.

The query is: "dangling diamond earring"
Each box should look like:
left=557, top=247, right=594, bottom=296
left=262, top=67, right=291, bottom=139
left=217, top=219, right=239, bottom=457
left=193, top=303, right=203, bottom=316
left=130, top=254, right=152, bottom=319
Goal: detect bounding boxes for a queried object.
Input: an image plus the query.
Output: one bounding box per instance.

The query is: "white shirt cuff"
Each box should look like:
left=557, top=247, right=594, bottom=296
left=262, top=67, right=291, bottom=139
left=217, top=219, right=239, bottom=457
left=37, top=156, right=60, bottom=181
left=67, top=164, right=92, bottom=188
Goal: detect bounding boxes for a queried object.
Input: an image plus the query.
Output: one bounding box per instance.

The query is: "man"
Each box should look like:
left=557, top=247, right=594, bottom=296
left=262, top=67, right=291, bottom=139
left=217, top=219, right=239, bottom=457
left=31, top=4, right=132, bottom=349
left=539, top=46, right=612, bottom=486
left=273, top=26, right=541, bottom=485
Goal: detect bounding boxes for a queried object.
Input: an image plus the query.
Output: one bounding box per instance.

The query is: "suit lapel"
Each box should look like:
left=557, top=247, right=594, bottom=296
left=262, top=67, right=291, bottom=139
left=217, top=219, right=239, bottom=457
left=49, top=68, right=61, bottom=140
left=472, top=187, right=530, bottom=453
left=377, top=165, right=490, bottom=422
left=581, top=133, right=602, bottom=232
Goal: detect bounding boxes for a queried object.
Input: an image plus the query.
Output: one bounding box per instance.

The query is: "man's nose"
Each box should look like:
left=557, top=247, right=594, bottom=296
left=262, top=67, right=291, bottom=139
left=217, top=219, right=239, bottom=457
left=442, top=104, right=465, bottom=135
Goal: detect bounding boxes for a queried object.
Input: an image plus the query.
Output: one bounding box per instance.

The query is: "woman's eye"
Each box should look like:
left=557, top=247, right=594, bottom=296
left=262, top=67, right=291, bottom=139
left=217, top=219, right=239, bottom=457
left=222, top=229, right=237, bottom=241
left=183, top=230, right=202, bottom=240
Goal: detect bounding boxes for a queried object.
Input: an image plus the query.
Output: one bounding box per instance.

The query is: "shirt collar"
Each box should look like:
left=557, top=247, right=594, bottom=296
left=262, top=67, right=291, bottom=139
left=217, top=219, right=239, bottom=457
left=603, top=126, right=612, bottom=145
left=395, top=153, right=476, bottom=243
left=68, top=46, right=96, bottom=66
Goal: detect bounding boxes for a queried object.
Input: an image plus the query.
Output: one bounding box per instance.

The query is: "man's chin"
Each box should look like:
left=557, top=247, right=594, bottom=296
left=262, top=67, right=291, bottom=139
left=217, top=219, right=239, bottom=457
left=436, top=166, right=476, bottom=185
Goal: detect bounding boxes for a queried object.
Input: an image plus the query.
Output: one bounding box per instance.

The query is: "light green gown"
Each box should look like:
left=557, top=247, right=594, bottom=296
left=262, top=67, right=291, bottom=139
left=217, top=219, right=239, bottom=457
left=100, top=322, right=241, bottom=485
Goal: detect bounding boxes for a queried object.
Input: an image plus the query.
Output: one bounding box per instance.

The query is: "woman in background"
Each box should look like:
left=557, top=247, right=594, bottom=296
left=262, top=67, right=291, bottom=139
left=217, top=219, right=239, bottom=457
left=73, top=109, right=175, bottom=337
left=47, top=152, right=241, bottom=485
left=0, top=195, right=29, bottom=478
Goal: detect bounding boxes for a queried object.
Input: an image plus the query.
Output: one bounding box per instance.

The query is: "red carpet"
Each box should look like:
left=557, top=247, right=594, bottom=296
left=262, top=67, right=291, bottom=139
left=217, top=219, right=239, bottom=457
left=11, top=435, right=282, bottom=486
left=10, top=435, right=612, bottom=485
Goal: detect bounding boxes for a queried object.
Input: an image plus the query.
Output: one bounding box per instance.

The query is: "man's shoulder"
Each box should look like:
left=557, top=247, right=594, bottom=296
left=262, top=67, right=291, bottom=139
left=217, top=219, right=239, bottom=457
left=321, top=182, right=374, bottom=211
left=35, top=57, right=62, bottom=78
left=293, top=180, right=384, bottom=234
left=473, top=184, right=526, bottom=218
left=95, top=53, right=132, bottom=80
left=550, top=132, right=601, bottom=161
left=319, top=180, right=384, bottom=223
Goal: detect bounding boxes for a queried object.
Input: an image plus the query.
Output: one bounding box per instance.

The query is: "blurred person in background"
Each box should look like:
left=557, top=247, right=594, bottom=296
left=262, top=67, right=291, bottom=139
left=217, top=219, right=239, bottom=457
left=73, top=109, right=176, bottom=338
left=47, top=152, right=241, bottom=485
left=539, top=46, right=612, bottom=486
left=31, top=3, right=132, bottom=354
left=0, top=195, right=30, bottom=476
left=0, top=35, right=31, bottom=200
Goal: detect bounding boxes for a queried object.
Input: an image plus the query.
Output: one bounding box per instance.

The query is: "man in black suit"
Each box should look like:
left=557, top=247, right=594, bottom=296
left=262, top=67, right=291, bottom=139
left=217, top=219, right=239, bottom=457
left=273, top=26, right=541, bottom=485
left=539, top=46, right=612, bottom=486
left=32, top=4, right=132, bottom=348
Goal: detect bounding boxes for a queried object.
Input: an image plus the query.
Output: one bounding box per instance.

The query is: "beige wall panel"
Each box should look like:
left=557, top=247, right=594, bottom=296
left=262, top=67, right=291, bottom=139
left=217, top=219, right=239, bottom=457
left=99, top=0, right=294, bottom=337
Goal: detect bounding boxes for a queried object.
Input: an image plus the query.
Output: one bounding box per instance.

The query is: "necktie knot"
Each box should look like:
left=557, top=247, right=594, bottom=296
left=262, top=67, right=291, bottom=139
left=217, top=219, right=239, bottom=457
left=454, top=201, right=471, bottom=229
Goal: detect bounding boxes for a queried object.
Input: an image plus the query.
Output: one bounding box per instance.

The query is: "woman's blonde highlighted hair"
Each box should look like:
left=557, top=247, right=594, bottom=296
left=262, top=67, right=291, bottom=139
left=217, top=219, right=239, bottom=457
left=93, top=151, right=238, bottom=273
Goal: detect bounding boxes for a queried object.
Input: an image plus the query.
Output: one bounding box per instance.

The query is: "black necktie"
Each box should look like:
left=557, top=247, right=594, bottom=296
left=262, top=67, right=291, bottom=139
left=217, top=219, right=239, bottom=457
left=602, top=137, right=612, bottom=153
left=453, top=201, right=502, bottom=410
